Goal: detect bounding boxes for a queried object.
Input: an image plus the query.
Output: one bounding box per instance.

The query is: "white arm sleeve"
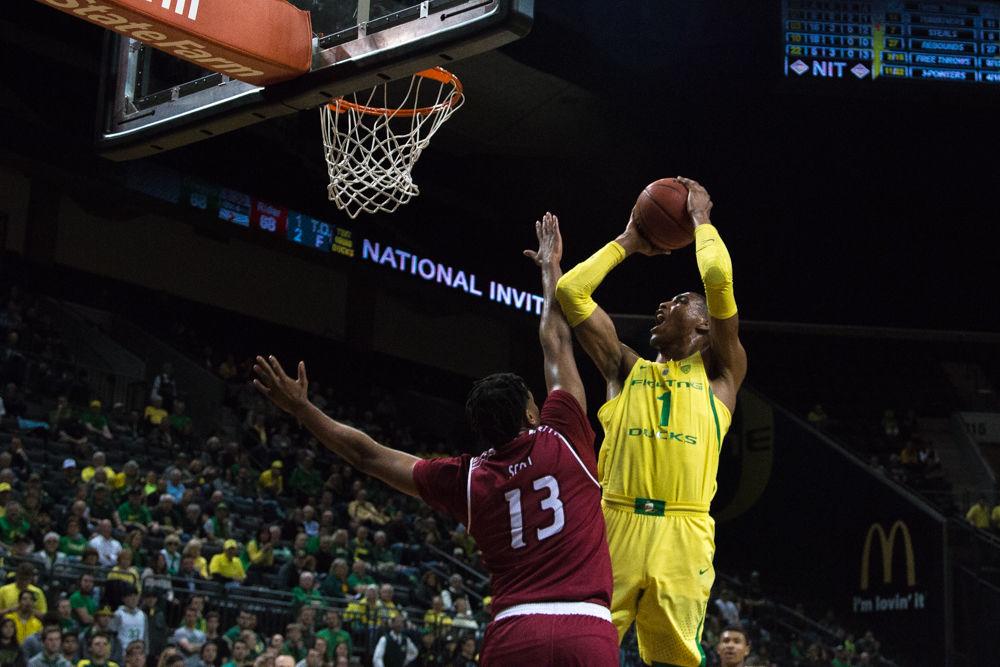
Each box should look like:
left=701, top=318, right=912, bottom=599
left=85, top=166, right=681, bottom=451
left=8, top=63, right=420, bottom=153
left=372, top=636, right=386, bottom=667
left=405, top=638, right=419, bottom=665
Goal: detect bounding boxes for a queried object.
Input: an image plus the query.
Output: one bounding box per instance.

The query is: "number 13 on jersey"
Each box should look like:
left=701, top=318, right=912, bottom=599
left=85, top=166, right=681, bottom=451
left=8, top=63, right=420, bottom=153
left=504, top=475, right=565, bottom=549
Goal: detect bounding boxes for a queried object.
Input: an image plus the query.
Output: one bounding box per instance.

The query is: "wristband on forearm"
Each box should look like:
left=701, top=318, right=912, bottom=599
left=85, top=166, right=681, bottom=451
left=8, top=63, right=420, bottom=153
left=555, top=241, right=626, bottom=327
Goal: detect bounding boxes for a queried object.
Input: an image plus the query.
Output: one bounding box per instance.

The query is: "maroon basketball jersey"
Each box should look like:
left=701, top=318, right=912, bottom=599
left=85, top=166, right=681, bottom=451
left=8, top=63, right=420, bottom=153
left=413, top=389, right=612, bottom=615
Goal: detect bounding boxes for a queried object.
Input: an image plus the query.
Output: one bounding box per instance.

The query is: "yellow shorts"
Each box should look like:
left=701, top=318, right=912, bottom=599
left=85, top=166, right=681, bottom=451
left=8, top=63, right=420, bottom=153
left=603, top=500, right=715, bottom=667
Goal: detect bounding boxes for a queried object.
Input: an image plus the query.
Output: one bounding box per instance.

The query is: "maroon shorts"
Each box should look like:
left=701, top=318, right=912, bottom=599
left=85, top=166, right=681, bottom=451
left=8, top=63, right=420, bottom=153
left=479, top=613, right=619, bottom=666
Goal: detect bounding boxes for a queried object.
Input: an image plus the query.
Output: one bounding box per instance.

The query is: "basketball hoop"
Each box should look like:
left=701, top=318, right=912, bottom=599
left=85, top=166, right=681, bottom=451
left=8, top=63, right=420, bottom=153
left=320, top=67, right=464, bottom=219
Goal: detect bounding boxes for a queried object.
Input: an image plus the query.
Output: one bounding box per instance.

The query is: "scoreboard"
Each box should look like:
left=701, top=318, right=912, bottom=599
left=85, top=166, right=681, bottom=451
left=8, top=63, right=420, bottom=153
left=783, top=1, right=1000, bottom=84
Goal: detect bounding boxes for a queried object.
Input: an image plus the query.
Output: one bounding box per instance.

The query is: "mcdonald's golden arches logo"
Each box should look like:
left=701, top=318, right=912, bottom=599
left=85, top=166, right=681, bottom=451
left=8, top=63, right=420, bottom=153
left=860, top=520, right=916, bottom=590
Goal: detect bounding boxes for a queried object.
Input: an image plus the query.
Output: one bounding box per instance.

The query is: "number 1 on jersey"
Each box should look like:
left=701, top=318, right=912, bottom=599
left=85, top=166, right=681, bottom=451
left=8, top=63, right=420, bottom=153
left=505, top=475, right=565, bottom=549
left=658, top=391, right=672, bottom=428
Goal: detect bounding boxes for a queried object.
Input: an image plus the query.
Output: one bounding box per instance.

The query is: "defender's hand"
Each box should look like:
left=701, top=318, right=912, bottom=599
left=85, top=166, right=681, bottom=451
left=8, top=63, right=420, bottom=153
left=676, top=176, right=713, bottom=225
left=253, top=356, right=309, bottom=418
left=523, top=211, right=563, bottom=267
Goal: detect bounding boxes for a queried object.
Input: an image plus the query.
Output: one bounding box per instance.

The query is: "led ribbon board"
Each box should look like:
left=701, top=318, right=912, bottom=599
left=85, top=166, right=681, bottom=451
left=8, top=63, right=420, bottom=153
left=783, top=0, right=1000, bottom=85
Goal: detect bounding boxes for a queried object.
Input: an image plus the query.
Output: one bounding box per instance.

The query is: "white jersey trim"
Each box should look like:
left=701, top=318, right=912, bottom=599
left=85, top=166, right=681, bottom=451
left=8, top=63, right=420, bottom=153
left=466, top=462, right=474, bottom=532
left=539, top=425, right=601, bottom=489
left=493, top=601, right=611, bottom=622
left=466, top=447, right=495, bottom=533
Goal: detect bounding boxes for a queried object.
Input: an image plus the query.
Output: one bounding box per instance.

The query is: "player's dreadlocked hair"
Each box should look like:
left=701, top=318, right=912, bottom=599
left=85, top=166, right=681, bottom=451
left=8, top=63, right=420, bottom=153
left=465, top=373, right=531, bottom=447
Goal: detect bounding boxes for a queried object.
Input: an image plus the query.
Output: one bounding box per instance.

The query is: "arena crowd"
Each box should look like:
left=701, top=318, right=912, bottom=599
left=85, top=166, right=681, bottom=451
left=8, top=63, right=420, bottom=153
left=0, top=274, right=893, bottom=666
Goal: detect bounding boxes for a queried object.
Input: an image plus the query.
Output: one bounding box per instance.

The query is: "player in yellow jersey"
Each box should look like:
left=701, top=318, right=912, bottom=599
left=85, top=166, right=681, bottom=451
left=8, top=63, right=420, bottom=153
left=556, top=177, right=746, bottom=667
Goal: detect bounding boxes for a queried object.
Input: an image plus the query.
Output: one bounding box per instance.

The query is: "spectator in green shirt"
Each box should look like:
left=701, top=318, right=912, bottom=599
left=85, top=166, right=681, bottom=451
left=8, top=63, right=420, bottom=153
left=56, top=598, right=80, bottom=637
left=69, top=574, right=98, bottom=628
left=58, top=517, right=88, bottom=560
left=329, top=530, right=351, bottom=563
left=291, top=573, right=322, bottom=610
left=117, top=488, right=152, bottom=530
left=48, top=396, right=74, bottom=432
left=0, top=502, right=31, bottom=546
left=370, top=531, right=397, bottom=571
left=203, top=504, right=233, bottom=544
left=346, top=560, right=375, bottom=595
left=831, top=647, right=851, bottom=667
left=315, top=610, right=351, bottom=660
left=288, top=453, right=323, bottom=502
left=280, top=624, right=307, bottom=662
left=222, top=638, right=251, bottom=667
left=222, top=611, right=263, bottom=655
left=168, top=401, right=193, bottom=442
left=320, top=560, right=350, bottom=598
left=80, top=400, right=112, bottom=442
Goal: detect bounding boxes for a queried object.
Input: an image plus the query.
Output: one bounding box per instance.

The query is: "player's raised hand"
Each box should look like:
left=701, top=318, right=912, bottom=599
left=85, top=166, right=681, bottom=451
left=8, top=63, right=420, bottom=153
left=676, top=176, right=713, bottom=225
left=524, top=211, right=563, bottom=267
left=253, top=355, right=309, bottom=417
left=620, top=206, right=670, bottom=257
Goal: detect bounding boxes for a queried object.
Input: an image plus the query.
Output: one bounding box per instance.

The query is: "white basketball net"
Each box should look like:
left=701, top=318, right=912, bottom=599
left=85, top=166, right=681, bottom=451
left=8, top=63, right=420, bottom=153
left=320, top=68, right=464, bottom=219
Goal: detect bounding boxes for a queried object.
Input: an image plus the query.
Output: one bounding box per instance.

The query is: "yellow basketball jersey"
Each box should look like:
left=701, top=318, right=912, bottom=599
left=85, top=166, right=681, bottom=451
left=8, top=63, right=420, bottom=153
left=597, top=352, right=732, bottom=509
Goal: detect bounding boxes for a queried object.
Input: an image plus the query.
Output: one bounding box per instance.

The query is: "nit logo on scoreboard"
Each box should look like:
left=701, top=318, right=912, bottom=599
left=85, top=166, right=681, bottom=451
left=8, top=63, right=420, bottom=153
left=787, top=58, right=872, bottom=79
left=783, top=0, right=1000, bottom=85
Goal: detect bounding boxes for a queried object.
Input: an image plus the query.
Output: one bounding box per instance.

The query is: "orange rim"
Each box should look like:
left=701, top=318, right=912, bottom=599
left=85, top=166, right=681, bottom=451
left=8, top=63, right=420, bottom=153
left=326, top=67, right=463, bottom=117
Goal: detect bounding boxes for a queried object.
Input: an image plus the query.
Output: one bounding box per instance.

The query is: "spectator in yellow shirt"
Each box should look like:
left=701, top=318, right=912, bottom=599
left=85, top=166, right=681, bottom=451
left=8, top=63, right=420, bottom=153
left=81, top=452, right=116, bottom=485
left=258, top=462, right=283, bottom=497
left=376, top=584, right=402, bottom=621
left=0, top=563, right=46, bottom=616
left=244, top=526, right=276, bottom=582
left=113, top=461, right=141, bottom=492
left=5, top=590, right=41, bottom=643
left=107, top=548, right=142, bottom=595
left=344, top=586, right=384, bottom=630
left=966, top=497, right=991, bottom=529
left=992, top=503, right=1000, bottom=533
left=143, top=398, right=168, bottom=428
left=899, top=441, right=919, bottom=467
left=183, top=539, right=210, bottom=579
left=218, top=355, right=237, bottom=381
left=422, top=596, right=452, bottom=637
left=209, top=540, right=246, bottom=585
left=347, top=490, right=389, bottom=526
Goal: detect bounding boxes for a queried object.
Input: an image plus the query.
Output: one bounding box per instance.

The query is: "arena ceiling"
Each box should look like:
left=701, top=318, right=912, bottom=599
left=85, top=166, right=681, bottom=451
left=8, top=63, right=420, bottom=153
left=2, top=1, right=998, bottom=332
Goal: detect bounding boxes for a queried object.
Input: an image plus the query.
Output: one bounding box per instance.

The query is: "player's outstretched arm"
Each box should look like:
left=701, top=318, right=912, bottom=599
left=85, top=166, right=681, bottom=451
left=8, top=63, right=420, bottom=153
left=252, top=356, right=421, bottom=497
left=677, top=176, right=747, bottom=413
left=555, top=211, right=664, bottom=398
left=524, top=212, right=586, bottom=412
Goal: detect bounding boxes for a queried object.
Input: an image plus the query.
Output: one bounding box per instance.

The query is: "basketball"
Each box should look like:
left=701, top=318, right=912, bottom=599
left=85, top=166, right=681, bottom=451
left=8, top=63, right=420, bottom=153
left=632, top=178, right=694, bottom=250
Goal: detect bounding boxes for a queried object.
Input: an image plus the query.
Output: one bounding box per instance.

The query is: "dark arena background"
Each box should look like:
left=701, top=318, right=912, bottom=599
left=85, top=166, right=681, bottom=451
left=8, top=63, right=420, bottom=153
left=1, top=1, right=999, bottom=666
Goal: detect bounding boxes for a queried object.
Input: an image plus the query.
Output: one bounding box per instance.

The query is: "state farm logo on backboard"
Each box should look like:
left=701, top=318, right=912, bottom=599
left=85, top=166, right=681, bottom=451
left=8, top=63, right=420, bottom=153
left=42, top=0, right=197, bottom=22
left=34, top=0, right=313, bottom=85
left=150, top=0, right=201, bottom=21
left=853, top=520, right=927, bottom=614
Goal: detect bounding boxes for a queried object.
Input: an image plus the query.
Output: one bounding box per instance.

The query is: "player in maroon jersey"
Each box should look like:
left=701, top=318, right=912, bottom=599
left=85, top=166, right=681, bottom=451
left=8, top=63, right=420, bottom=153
left=252, top=213, right=617, bottom=666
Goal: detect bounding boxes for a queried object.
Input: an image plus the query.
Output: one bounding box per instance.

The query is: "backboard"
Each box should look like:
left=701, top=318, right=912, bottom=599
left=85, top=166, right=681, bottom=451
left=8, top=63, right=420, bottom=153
left=97, top=0, right=533, bottom=160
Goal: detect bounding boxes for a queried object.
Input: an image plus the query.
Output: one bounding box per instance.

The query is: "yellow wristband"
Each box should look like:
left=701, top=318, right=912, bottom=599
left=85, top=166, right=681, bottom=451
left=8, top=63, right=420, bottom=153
left=556, top=241, right=625, bottom=327
left=694, top=224, right=737, bottom=320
